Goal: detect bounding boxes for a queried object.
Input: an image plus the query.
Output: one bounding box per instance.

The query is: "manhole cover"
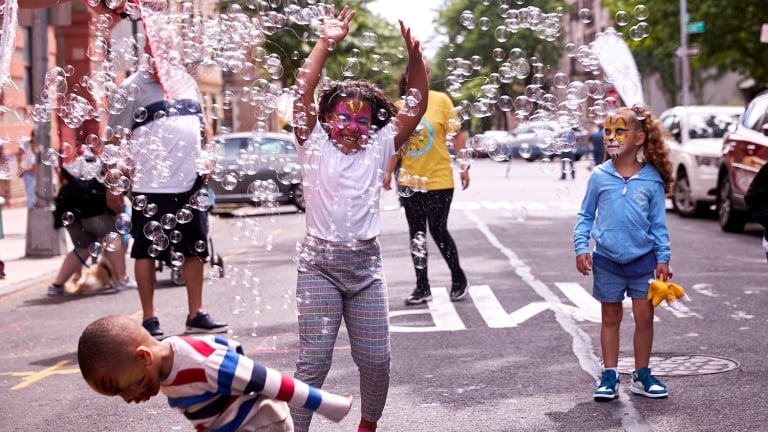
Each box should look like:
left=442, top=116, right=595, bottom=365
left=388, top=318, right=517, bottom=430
left=615, top=355, right=739, bottom=376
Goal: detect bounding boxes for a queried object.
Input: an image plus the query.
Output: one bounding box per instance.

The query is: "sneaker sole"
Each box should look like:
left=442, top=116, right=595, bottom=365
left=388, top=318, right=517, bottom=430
left=185, top=325, right=230, bottom=335
left=630, top=386, right=668, bottom=398
left=450, top=290, right=469, bottom=302
left=594, top=391, right=619, bottom=401
left=405, top=295, right=432, bottom=306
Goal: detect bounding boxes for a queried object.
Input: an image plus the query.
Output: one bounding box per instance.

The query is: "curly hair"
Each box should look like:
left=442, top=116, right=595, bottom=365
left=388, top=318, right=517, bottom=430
left=316, top=80, right=398, bottom=131
left=618, top=106, right=674, bottom=195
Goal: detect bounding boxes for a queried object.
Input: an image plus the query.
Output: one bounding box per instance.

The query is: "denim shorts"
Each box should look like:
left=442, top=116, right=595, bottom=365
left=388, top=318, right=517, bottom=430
left=592, top=265, right=653, bottom=303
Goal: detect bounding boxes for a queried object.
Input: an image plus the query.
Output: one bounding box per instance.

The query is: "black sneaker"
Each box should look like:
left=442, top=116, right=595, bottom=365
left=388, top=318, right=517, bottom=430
left=185, top=312, right=229, bottom=334
left=142, top=317, right=164, bottom=339
left=405, top=288, right=432, bottom=306
left=450, top=279, right=469, bottom=302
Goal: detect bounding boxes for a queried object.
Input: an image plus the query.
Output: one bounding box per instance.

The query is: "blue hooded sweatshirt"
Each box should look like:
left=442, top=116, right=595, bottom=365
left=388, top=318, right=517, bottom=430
left=574, top=160, right=670, bottom=265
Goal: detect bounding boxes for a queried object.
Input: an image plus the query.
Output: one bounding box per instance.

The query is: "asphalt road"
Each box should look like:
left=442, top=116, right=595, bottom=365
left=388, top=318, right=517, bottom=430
left=1, top=158, right=766, bottom=432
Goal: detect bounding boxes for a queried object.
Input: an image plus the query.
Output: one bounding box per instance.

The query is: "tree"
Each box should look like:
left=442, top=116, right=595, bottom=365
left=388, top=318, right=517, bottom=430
left=430, top=0, right=570, bottom=133
left=602, top=0, right=768, bottom=105
left=220, top=0, right=411, bottom=98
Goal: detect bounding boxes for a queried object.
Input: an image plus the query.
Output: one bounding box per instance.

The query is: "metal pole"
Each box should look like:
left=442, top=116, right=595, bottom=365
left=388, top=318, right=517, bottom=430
left=25, top=7, right=65, bottom=257
left=679, top=0, right=691, bottom=106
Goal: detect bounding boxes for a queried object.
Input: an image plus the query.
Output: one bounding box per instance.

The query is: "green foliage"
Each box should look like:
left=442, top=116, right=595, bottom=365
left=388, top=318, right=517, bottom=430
left=219, top=0, right=415, bottom=98
left=603, top=0, right=768, bottom=104
left=430, top=0, right=569, bottom=133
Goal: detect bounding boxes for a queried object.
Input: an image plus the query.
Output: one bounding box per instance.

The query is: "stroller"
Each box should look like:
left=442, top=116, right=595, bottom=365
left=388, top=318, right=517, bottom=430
left=155, top=235, right=224, bottom=286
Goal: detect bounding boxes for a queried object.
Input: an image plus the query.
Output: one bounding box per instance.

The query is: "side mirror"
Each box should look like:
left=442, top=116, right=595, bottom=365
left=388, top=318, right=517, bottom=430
left=670, top=127, right=682, bottom=142
left=761, top=123, right=768, bottom=137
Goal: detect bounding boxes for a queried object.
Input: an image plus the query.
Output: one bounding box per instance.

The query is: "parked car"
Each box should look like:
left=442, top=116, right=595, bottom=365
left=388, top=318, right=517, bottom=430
left=207, top=131, right=305, bottom=213
left=659, top=105, right=743, bottom=217
left=717, top=92, right=768, bottom=232
left=508, top=121, right=586, bottom=161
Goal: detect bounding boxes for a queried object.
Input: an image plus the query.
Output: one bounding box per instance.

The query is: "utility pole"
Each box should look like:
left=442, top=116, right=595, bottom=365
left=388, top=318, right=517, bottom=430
left=25, top=7, right=66, bottom=257
left=679, top=0, right=691, bottom=106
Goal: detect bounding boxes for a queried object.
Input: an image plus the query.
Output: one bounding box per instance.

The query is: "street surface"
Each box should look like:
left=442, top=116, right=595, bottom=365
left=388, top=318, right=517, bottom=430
left=1, top=158, right=766, bottom=431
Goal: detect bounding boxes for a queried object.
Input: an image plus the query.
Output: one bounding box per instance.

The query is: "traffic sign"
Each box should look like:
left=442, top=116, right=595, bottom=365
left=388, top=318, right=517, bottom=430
left=675, top=45, right=701, bottom=57
left=687, top=21, right=705, bottom=34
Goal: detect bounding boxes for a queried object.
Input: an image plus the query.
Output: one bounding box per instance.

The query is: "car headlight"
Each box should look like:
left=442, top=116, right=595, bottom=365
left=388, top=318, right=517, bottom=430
left=694, top=155, right=717, bottom=167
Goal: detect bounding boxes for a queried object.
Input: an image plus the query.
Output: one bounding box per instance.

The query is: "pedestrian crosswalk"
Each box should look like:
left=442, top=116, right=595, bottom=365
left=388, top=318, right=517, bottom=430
left=390, top=282, right=688, bottom=333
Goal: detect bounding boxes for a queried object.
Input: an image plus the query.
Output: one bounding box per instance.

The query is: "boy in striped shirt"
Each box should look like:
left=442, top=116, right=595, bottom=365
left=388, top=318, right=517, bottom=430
left=78, top=315, right=352, bottom=431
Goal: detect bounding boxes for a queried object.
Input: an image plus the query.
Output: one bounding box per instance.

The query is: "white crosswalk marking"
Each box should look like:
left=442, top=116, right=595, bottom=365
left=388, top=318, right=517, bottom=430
left=554, top=282, right=603, bottom=323
left=469, top=285, right=520, bottom=328
left=389, top=287, right=466, bottom=333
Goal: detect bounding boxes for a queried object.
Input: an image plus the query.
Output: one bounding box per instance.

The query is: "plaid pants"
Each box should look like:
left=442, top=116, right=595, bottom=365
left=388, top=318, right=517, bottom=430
left=291, top=235, right=391, bottom=431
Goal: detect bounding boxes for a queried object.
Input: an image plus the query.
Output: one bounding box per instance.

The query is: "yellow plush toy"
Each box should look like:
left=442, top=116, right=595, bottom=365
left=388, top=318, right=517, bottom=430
left=647, top=275, right=691, bottom=310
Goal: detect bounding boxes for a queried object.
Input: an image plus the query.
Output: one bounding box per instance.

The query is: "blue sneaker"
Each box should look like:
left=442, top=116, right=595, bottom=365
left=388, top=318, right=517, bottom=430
left=594, top=369, right=620, bottom=401
left=630, top=367, right=668, bottom=398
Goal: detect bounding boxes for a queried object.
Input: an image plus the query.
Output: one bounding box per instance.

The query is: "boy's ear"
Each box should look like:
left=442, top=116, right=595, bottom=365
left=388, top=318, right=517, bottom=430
left=135, top=346, right=154, bottom=366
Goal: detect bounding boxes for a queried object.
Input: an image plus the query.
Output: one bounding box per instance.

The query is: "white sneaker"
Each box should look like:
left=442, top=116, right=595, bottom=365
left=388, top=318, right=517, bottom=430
left=116, top=277, right=137, bottom=291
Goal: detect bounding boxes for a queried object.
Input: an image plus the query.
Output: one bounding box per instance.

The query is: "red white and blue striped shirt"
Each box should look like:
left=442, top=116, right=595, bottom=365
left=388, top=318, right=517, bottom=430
left=161, top=336, right=350, bottom=431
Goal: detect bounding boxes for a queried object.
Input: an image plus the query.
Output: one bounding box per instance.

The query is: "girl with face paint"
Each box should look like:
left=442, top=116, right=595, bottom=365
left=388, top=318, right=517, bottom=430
left=573, top=106, right=674, bottom=402
left=290, top=5, right=429, bottom=432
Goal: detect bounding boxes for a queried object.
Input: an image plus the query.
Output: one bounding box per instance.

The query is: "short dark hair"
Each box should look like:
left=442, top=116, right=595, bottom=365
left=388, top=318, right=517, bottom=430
left=317, top=80, right=397, bottom=131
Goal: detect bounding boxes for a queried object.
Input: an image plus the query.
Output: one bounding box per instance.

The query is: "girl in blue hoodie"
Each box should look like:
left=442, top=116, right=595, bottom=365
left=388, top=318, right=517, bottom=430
left=574, top=105, right=674, bottom=402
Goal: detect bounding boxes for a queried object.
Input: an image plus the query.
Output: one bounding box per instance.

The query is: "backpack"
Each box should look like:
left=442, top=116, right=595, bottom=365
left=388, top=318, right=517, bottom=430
left=53, top=160, right=108, bottom=229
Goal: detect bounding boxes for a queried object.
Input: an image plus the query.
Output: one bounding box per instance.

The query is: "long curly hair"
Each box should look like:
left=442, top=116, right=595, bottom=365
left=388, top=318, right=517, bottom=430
left=317, top=80, right=398, bottom=132
left=619, top=106, right=674, bottom=195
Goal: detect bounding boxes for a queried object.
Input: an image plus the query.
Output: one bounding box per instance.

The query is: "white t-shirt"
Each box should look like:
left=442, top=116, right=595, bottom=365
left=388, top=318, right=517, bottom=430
left=297, top=122, right=396, bottom=241
left=107, top=72, right=202, bottom=193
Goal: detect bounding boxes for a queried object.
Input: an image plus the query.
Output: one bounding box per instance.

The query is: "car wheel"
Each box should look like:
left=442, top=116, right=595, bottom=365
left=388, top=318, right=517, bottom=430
left=716, top=173, right=747, bottom=232
left=290, top=183, right=305, bottom=212
left=672, top=169, right=706, bottom=217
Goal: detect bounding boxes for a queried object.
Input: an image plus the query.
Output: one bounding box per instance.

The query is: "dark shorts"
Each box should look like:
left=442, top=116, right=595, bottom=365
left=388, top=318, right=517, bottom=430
left=66, top=213, right=116, bottom=249
left=130, top=189, right=209, bottom=262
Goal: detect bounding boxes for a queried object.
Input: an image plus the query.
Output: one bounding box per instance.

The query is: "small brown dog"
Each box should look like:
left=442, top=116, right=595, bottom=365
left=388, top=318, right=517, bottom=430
left=65, top=255, right=118, bottom=295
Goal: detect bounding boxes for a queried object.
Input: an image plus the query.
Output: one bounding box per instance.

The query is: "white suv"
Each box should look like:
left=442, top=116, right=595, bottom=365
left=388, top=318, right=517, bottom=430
left=659, top=105, right=743, bottom=217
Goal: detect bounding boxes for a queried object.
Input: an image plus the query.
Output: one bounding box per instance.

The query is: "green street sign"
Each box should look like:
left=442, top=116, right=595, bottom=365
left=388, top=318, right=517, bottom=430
left=687, top=21, right=705, bottom=34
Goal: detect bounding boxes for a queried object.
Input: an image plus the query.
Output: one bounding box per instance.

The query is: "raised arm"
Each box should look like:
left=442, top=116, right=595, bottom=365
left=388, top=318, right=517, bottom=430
left=293, top=5, right=354, bottom=145
left=393, top=20, right=428, bottom=150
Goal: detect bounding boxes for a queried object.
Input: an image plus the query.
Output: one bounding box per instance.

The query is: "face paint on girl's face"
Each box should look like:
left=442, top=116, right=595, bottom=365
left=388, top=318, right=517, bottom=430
left=330, top=99, right=372, bottom=147
left=603, top=114, right=630, bottom=158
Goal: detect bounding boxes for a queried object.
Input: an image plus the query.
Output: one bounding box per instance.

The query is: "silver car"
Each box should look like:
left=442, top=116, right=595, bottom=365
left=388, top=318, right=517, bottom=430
left=207, top=131, right=305, bottom=213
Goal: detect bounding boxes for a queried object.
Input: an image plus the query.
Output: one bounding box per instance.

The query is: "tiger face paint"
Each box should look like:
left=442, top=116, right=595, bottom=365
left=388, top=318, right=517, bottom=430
left=603, top=114, right=631, bottom=159
left=329, top=98, right=372, bottom=150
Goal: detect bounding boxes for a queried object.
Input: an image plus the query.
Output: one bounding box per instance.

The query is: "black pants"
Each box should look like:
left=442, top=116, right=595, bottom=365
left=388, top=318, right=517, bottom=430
left=402, top=188, right=466, bottom=290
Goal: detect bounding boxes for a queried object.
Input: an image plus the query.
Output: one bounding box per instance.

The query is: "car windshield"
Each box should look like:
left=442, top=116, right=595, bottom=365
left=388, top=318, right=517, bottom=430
left=221, top=137, right=296, bottom=158
left=687, top=112, right=740, bottom=139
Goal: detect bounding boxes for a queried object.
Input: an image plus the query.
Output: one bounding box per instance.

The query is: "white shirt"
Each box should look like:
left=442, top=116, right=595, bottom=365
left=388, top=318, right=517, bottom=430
left=107, top=72, right=202, bottom=193
left=297, top=122, right=396, bottom=241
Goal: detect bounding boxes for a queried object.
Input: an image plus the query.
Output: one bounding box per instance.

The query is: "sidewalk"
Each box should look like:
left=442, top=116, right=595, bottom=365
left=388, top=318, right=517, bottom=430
left=0, top=205, right=67, bottom=297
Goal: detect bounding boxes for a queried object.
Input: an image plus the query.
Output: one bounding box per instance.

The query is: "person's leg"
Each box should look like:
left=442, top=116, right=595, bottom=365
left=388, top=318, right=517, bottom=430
left=423, top=189, right=466, bottom=288
left=600, top=302, right=623, bottom=367
left=402, top=194, right=430, bottom=299
left=51, top=249, right=87, bottom=286
left=345, top=264, right=390, bottom=431
left=182, top=256, right=204, bottom=317
left=23, top=173, right=35, bottom=208
left=292, top=256, right=343, bottom=432
left=631, top=297, right=654, bottom=369
left=135, top=258, right=156, bottom=320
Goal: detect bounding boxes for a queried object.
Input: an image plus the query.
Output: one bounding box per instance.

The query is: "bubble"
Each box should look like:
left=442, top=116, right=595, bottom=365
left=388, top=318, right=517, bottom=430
left=633, top=4, right=649, bottom=21
left=494, top=26, right=510, bottom=42
left=143, top=203, right=158, bottom=217
left=195, top=240, right=207, bottom=252
left=153, top=233, right=170, bottom=251
left=61, top=211, right=75, bottom=227
left=167, top=252, right=182, bottom=269
left=169, top=230, right=182, bottom=244
left=410, top=231, right=427, bottom=270
left=115, top=213, right=132, bottom=234
left=538, top=157, right=555, bottom=174
left=143, top=220, right=162, bottom=240
left=103, top=232, right=121, bottom=252
left=341, top=58, right=360, bottom=77
left=519, top=143, right=533, bottom=159
left=553, top=72, right=569, bottom=89
left=491, top=48, right=506, bottom=62
left=511, top=204, right=528, bottom=222
left=615, top=10, right=630, bottom=27
left=320, top=317, right=333, bottom=334
left=133, top=195, right=148, bottom=210
left=578, top=8, right=593, bottom=23
left=160, top=213, right=177, bottom=230
left=176, top=207, right=194, bottom=224
left=88, top=241, right=103, bottom=258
